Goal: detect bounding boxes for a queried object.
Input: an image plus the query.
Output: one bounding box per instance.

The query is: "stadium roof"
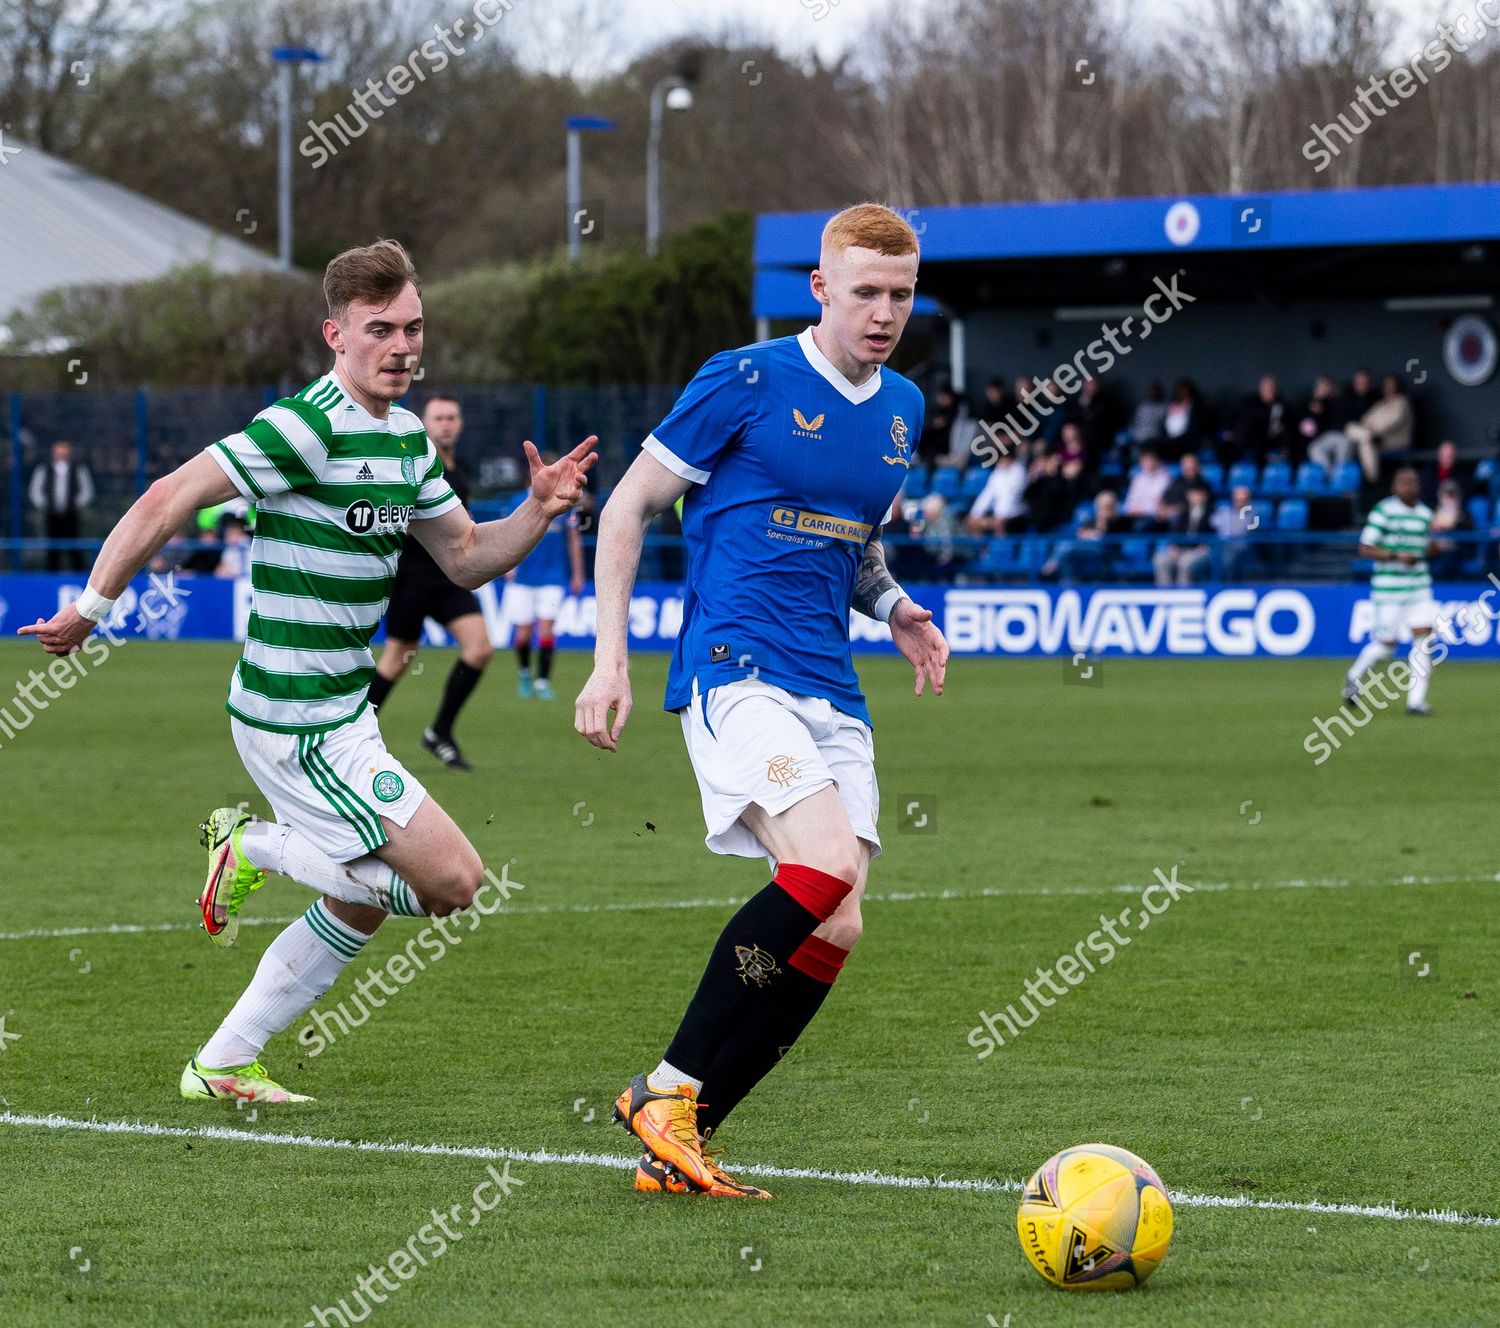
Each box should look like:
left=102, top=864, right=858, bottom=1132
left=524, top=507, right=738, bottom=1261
left=754, top=182, right=1500, bottom=319
left=0, top=139, right=279, bottom=327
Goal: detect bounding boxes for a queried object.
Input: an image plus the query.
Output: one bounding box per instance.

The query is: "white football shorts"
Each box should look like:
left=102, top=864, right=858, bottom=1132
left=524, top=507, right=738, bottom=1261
left=502, top=582, right=565, bottom=625
left=1372, top=596, right=1437, bottom=642
left=680, top=677, right=880, bottom=865
left=231, top=706, right=426, bottom=863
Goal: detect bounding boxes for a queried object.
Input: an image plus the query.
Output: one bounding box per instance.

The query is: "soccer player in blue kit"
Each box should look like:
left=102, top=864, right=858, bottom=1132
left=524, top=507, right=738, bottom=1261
left=575, top=204, right=949, bottom=1197
left=502, top=482, right=584, bottom=700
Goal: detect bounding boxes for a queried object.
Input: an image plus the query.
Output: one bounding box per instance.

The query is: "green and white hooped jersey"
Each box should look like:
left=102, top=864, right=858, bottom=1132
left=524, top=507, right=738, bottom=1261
left=209, top=373, right=461, bottom=733
left=1360, top=496, right=1433, bottom=603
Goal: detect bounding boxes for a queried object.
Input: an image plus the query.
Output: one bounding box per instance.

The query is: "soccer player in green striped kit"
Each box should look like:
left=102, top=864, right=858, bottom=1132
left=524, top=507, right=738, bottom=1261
left=1343, top=467, right=1441, bottom=717
left=21, top=240, right=597, bottom=1101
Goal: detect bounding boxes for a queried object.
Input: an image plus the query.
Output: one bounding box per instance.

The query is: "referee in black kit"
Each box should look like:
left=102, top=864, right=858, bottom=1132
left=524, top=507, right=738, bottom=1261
left=368, top=393, right=493, bottom=771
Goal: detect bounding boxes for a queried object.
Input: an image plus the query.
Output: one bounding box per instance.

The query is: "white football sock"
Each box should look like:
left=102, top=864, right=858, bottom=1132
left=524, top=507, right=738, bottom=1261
left=239, top=822, right=427, bottom=915
left=1407, top=637, right=1438, bottom=708
left=648, top=1060, right=704, bottom=1095
left=199, top=901, right=374, bottom=1068
left=1348, top=639, right=1393, bottom=684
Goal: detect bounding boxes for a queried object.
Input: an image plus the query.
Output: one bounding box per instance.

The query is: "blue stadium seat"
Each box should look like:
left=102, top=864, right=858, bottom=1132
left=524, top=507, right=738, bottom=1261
left=1260, top=460, right=1292, bottom=498
left=1228, top=461, right=1259, bottom=493
left=1468, top=496, right=1490, bottom=532
left=1097, top=458, right=1123, bottom=481
left=1276, top=497, right=1309, bottom=531
left=903, top=468, right=930, bottom=501
left=1475, top=457, right=1496, bottom=493
left=1118, top=537, right=1155, bottom=578
left=960, top=468, right=989, bottom=500
left=1200, top=461, right=1225, bottom=492
left=1073, top=501, right=1095, bottom=527
left=972, top=537, right=1019, bottom=574
left=1248, top=500, right=1275, bottom=532
left=1330, top=460, right=1362, bottom=494
left=1018, top=537, right=1051, bottom=570
left=1295, top=461, right=1327, bottom=494
left=932, top=468, right=962, bottom=499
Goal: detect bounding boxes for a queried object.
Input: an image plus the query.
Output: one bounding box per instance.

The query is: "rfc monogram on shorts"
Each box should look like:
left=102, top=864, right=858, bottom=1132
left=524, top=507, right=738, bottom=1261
left=766, top=754, right=802, bottom=789
left=373, top=770, right=405, bottom=803
left=734, top=944, right=781, bottom=987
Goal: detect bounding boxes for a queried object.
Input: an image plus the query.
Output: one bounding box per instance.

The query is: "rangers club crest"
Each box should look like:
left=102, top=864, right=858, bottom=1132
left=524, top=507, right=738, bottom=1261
left=735, top=944, right=781, bottom=987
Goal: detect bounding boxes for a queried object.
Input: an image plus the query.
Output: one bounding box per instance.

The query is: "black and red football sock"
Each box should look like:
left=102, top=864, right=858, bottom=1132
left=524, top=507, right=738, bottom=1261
left=696, top=933, right=848, bottom=1135
left=538, top=634, right=556, bottom=681
left=661, top=864, right=852, bottom=1081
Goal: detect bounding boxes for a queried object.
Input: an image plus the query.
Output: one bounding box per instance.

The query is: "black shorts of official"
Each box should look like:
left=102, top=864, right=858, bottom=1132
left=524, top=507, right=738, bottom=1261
left=384, top=568, right=482, bottom=641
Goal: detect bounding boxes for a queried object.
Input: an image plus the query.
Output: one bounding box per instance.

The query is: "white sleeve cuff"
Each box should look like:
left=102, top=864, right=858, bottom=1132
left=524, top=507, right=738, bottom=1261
left=873, top=586, right=907, bottom=623
left=642, top=434, right=710, bottom=485
left=207, top=443, right=256, bottom=500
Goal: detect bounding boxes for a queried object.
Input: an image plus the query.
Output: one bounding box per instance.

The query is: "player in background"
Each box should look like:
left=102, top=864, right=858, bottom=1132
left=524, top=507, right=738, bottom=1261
left=368, top=394, right=492, bottom=770
left=575, top=204, right=949, bottom=1197
left=22, top=240, right=596, bottom=1102
left=1343, top=466, right=1440, bottom=715
left=502, top=478, right=584, bottom=699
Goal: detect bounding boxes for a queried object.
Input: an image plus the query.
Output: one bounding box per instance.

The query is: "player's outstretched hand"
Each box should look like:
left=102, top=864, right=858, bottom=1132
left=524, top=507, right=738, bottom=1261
left=18, top=603, right=93, bottom=657
left=575, top=662, right=632, bottom=752
left=890, top=598, right=948, bottom=697
left=526, top=436, right=598, bottom=517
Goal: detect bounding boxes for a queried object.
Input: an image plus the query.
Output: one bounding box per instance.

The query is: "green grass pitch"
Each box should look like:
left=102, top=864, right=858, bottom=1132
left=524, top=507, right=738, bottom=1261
left=1, top=639, right=1496, bottom=1326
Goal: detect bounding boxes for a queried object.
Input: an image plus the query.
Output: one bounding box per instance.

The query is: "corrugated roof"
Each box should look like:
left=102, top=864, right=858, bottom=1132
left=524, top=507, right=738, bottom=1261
left=0, top=138, right=279, bottom=321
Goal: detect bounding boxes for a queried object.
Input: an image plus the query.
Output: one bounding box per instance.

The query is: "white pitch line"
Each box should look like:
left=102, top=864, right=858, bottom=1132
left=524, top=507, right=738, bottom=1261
left=2, top=1110, right=1495, bottom=1228
left=3, top=871, right=1495, bottom=944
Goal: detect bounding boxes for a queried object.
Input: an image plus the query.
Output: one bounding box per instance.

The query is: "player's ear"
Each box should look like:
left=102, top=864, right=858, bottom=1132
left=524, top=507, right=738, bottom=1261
left=323, top=318, right=343, bottom=353
left=809, top=268, right=829, bottom=305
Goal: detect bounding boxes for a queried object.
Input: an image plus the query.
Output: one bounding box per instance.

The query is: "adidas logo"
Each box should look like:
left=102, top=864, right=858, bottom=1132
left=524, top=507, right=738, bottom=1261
left=355, top=463, right=374, bottom=481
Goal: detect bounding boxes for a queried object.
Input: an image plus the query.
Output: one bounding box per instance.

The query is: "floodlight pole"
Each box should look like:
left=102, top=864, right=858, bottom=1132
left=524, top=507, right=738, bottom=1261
left=565, top=115, right=616, bottom=262
left=272, top=46, right=327, bottom=270
left=646, top=77, right=693, bottom=258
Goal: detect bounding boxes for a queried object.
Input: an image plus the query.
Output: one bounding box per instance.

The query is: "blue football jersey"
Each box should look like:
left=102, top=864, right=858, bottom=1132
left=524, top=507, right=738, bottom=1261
left=647, top=328, right=924, bottom=726
left=508, top=493, right=576, bottom=587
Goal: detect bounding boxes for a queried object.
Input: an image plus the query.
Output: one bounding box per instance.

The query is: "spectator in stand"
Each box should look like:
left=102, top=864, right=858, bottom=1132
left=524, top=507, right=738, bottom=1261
left=1161, top=378, right=1201, bottom=459
left=1022, top=451, right=1076, bottom=533
left=1228, top=375, right=1290, bottom=464
left=1348, top=367, right=1379, bottom=419
left=1153, top=481, right=1217, bottom=585
left=965, top=447, right=1028, bottom=533
left=1429, top=479, right=1474, bottom=578
left=922, top=382, right=959, bottom=466
left=1129, top=380, right=1169, bottom=450
left=906, top=492, right=960, bottom=574
left=1212, top=483, right=1259, bottom=580
left=1070, top=377, right=1118, bottom=464
left=215, top=515, right=253, bottom=579
left=1302, top=374, right=1358, bottom=473
left=1041, top=490, right=1126, bottom=581
left=1162, top=452, right=1210, bottom=516
left=1122, top=447, right=1174, bottom=530
left=28, top=440, right=95, bottom=572
left=1347, top=372, right=1414, bottom=482
left=1424, top=440, right=1475, bottom=501
left=975, top=377, right=1010, bottom=431
left=1055, top=421, right=1088, bottom=467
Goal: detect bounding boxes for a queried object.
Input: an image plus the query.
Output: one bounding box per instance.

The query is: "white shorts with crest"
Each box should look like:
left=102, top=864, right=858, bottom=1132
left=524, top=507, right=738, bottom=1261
left=679, top=677, right=880, bottom=866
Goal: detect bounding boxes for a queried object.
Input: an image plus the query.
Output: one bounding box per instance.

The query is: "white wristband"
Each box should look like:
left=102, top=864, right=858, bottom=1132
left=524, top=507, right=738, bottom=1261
left=873, top=586, right=908, bottom=624
left=74, top=585, right=116, bottom=624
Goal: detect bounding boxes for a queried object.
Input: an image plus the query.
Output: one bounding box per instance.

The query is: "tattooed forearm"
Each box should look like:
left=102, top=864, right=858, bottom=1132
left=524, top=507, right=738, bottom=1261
left=852, top=535, right=905, bottom=621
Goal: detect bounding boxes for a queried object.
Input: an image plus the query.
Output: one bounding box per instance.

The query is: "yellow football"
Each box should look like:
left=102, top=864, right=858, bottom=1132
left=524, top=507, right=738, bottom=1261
left=1016, top=1143, right=1174, bottom=1291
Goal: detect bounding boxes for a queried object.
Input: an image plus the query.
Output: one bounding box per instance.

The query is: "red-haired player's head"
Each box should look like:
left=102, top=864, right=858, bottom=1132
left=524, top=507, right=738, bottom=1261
left=809, top=203, right=920, bottom=383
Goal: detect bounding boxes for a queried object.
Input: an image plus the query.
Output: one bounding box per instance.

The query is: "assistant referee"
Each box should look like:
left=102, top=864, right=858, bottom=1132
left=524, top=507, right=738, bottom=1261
left=368, top=393, right=492, bottom=771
